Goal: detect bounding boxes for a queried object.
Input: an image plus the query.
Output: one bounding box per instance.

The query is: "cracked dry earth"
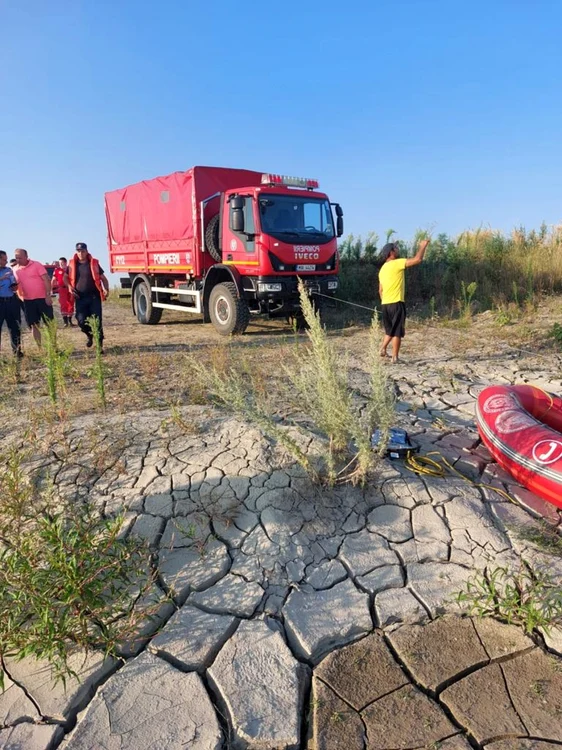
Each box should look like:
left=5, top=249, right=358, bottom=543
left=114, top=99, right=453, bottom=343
left=2, top=324, right=562, bottom=748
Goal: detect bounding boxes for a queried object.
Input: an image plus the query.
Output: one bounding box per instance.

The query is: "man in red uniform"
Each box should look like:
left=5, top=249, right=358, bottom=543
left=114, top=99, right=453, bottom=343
left=52, top=257, right=74, bottom=326
left=66, top=243, right=109, bottom=350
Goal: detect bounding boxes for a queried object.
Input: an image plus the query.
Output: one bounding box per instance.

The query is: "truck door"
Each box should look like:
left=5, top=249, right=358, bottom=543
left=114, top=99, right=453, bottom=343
left=224, top=196, right=259, bottom=270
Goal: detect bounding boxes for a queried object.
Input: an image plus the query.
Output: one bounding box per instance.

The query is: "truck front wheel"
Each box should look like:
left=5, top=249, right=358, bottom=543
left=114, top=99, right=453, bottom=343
left=133, top=280, right=163, bottom=325
left=209, top=282, right=250, bottom=335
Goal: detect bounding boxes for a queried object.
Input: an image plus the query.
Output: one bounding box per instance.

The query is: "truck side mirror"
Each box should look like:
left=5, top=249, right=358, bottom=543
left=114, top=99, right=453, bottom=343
left=232, top=208, right=245, bottom=233
left=334, top=204, right=343, bottom=217
left=336, top=216, right=344, bottom=237
left=230, top=195, right=245, bottom=233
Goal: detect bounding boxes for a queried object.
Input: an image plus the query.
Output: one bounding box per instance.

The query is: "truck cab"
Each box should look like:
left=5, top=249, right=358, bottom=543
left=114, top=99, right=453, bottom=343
left=202, top=174, right=341, bottom=329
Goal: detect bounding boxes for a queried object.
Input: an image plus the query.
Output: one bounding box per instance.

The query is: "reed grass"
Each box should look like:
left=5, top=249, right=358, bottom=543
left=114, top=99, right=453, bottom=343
left=339, top=223, right=562, bottom=316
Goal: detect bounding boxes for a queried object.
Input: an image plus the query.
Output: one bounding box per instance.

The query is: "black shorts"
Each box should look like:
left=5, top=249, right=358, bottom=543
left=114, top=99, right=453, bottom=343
left=23, top=298, right=54, bottom=327
left=382, top=302, right=406, bottom=337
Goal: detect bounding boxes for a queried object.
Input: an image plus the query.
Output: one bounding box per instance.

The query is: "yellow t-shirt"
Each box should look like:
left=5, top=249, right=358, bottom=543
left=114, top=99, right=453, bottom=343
left=379, top=258, right=407, bottom=304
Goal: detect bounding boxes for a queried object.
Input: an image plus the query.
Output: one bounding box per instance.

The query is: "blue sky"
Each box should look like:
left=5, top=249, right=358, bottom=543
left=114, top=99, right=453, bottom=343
left=1, top=0, right=561, bottom=271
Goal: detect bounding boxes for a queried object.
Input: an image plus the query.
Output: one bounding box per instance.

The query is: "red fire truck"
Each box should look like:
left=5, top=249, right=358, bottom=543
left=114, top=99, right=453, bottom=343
left=105, top=166, right=343, bottom=335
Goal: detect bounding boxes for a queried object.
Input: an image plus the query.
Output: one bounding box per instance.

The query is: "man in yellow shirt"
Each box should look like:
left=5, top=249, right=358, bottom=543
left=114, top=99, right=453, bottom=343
left=378, top=239, right=429, bottom=363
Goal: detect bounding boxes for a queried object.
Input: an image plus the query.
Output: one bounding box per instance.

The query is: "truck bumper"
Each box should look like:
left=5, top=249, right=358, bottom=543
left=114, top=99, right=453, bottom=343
left=242, top=275, right=339, bottom=315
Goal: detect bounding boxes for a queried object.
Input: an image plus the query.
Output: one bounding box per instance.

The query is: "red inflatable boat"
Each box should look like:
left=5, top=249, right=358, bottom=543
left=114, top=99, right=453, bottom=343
left=476, top=384, right=562, bottom=508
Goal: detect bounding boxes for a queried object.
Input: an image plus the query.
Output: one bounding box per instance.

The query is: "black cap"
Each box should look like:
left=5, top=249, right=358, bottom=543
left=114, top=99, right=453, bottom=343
left=381, top=242, right=398, bottom=260
left=76, top=242, right=88, bottom=250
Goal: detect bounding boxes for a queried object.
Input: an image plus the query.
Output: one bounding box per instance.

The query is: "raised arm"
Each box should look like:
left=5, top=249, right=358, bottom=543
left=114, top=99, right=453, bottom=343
left=404, top=239, right=430, bottom=268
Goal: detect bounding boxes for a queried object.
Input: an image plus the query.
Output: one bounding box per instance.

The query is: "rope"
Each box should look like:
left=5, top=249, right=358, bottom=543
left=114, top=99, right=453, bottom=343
left=313, top=291, right=381, bottom=315
left=403, top=448, right=518, bottom=504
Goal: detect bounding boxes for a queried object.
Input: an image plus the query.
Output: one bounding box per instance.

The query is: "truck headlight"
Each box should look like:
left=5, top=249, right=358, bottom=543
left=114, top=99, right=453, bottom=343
left=258, top=283, right=283, bottom=293
left=327, top=280, right=338, bottom=290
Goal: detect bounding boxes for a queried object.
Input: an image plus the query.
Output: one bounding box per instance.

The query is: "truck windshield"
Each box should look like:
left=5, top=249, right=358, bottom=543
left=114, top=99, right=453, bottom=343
left=258, top=195, right=335, bottom=243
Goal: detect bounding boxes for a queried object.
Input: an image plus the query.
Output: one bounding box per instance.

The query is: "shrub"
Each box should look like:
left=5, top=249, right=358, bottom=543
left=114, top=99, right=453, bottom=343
left=191, top=282, right=395, bottom=486
left=0, top=447, right=155, bottom=689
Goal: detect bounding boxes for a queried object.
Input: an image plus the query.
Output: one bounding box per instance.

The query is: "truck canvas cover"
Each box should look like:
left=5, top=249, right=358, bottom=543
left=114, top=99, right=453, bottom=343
left=105, top=166, right=262, bottom=276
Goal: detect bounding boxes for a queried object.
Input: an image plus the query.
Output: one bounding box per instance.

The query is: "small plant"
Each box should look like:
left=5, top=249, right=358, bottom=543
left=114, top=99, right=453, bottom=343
left=548, top=323, right=562, bottom=349
left=459, top=281, right=478, bottom=320
left=494, top=306, right=512, bottom=326
left=87, top=315, right=106, bottom=407
left=42, top=317, right=71, bottom=406
left=512, top=280, right=520, bottom=307
left=0, top=449, right=156, bottom=689
left=0, top=355, right=23, bottom=393
left=368, top=315, right=396, bottom=458
left=456, top=563, right=562, bottom=635
left=531, top=680, right=547, bottom=696
left=512, top=519, right=562, bottom=557
left=429, top=296, right=437, bottom=320
left=160, top=402, right=201, bottom=435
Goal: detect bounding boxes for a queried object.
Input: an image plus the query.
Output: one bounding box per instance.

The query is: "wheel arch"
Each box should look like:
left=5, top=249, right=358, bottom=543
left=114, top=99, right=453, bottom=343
left=202, top=265, right=244, bottom=323
left=130, top=273, right=153, bottom=315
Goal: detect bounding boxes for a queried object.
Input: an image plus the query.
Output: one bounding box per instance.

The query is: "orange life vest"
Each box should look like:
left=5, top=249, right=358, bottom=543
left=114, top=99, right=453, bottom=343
left=68, top=254, right=107, bottom=300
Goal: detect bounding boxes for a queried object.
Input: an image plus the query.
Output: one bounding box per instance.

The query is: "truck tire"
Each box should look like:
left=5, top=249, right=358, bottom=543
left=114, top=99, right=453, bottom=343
left=133, top=279, right=163, bottom=325
left=205, top=214, right=222, bottom=262
left=209, top=282, right=250, bottom=335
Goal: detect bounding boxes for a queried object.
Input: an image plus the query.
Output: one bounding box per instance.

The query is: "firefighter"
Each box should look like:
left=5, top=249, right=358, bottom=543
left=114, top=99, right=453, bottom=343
left=66, top=243, right=109, bottom=351
left=52, top=257, right=75, bottom=326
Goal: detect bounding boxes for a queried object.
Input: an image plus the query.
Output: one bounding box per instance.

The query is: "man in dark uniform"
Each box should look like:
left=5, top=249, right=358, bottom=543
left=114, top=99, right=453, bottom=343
left=0, top=250, right=22, bottom=356
left=66, top=243, right=109, bottom=350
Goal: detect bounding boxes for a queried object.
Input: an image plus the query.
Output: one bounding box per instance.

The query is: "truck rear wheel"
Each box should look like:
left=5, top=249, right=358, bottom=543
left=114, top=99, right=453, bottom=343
left=134, top=279, right=163, bottom=325
left=209, top=282, right=250, bottom=335
left=205, top=214, right=222, bottom=262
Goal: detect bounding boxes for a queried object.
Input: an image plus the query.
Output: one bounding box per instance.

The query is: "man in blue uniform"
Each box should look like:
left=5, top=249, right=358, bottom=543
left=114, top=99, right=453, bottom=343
left=0, top=250, right=22, bottom=357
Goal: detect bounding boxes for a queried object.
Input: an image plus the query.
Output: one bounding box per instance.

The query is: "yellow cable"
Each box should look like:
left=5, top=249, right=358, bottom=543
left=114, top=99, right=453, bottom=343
left=404, top=449, right=517, bottom=504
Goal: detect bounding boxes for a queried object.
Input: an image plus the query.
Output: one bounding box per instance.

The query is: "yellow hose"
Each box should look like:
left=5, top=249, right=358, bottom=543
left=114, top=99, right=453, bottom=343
left=404, top=449, right=517, bottom=503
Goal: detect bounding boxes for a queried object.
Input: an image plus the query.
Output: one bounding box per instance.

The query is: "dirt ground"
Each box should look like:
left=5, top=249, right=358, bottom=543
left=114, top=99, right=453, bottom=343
left=1, top=294, right=561, bottom=438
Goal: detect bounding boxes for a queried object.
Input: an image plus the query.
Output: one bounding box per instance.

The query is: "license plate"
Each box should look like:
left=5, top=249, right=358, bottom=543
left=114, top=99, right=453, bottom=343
left=296, top=264, right=316, bottom=271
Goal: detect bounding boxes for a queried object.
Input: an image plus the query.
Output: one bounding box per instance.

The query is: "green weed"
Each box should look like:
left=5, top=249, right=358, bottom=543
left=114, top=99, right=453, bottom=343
left=460, top=281, right=478, bottom=320
left=42, top=317, right=71, bottom=407
left=456, top=563, right=562, bottom=635
left=495, top=306, right=512, bottom=326
left=368, top=315, right=396, bottom=457
left=512, top=519, right=562, bottom=557
left=548, top=323, right=562, bottom=348
left=87, top=315, right=106, bottom=407
left=0, top=448, right=155, bottom=689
